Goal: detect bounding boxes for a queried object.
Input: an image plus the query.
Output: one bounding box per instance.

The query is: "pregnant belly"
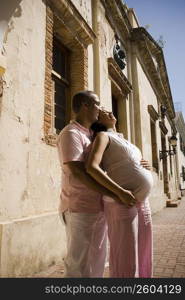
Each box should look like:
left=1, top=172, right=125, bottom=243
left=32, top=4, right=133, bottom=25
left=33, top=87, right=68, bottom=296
left=132, top=167, right=153, bottom=196
left=108, top=165, right=154, bottom=201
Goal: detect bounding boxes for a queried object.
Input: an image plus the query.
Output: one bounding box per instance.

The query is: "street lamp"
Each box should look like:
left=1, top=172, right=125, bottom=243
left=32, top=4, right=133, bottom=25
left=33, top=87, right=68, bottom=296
left=160, top=105, right=167, bottom=119
left=159, top=135, right=177, bottom=160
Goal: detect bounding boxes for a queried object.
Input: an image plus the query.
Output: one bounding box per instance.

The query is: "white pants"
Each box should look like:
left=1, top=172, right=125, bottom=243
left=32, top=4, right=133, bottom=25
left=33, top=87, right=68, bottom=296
left=60, top=211, right=107, bottom=278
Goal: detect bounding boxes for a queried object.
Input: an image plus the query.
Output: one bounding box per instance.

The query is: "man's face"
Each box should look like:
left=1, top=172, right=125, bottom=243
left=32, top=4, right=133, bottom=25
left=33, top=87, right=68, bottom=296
left=86, top=94, right=100, bottom=123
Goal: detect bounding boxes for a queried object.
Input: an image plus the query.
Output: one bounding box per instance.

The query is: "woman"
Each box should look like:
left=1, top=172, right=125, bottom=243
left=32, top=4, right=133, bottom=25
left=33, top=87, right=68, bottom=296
left=86, top=109, right=153, bottom=278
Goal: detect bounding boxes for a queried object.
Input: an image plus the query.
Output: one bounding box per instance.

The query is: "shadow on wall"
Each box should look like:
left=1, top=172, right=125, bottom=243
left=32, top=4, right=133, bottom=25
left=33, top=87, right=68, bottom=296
left=0, top=0, right=23, bottom=46
left=0, top=1, right=23, bottom=115
left=0, top=0, right=22, bottom=20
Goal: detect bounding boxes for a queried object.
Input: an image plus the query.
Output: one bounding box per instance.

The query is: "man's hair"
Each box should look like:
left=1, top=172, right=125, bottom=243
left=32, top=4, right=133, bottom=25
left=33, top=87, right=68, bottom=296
left=72, top=90, right=96, bottom=113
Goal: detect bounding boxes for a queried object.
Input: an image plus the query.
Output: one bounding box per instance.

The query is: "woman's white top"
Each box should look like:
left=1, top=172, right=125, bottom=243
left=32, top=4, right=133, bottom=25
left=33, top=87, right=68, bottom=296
left=101, top=131, right=154, bottom=203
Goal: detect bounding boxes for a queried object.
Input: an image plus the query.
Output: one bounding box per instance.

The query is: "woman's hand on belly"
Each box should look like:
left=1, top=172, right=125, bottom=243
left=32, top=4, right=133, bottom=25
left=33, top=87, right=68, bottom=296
left=117, top=188, right=137, bottom=207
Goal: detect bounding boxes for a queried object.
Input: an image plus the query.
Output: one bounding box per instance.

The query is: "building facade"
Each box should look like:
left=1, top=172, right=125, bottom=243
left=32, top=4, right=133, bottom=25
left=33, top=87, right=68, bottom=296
left=0, top=0, right=181, bottom=276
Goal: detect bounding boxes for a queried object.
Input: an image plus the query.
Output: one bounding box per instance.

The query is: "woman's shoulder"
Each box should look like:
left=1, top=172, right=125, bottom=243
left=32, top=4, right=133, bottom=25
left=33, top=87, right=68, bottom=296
left=95, top=131, right=109, bottom=142
left=96, top=131, right=108, bottom=137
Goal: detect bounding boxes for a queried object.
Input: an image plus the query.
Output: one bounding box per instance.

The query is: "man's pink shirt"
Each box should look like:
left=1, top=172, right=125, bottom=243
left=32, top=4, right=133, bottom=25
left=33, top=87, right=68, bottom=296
left=57, top=121, right=103, bottom=213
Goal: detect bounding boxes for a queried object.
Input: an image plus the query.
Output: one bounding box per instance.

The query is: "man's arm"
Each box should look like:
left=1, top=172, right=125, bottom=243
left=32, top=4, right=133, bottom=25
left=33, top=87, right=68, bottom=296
left=65, top=160, right=120, bottom=200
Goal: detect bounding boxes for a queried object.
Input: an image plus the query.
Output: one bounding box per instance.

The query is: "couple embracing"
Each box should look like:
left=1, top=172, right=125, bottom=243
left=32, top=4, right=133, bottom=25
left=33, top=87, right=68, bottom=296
left=57, top=90, right=153, bottom=278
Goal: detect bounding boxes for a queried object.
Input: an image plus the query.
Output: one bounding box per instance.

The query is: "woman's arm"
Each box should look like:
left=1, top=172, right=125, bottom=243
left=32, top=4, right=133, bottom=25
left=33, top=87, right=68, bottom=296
left=86, top=132, right=136, bottom=206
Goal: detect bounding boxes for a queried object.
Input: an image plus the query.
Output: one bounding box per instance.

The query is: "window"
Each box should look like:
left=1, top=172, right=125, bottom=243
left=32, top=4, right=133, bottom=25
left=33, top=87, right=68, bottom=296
left=182, top=166, right=185, bottom=181
left=52, top=37, right=70, bottom=134
left=150, top=118, right=159, bottom=172
left=180, top=135, right=184, bottom=152
left=112, top=95, right=119, bottom=130
left=148, top=105, right=159, bottom=173
left=107, top=57, right=131, bottom=139
left=44, top=3, right=94, bottom=146
left=169, top=142, right=173, bottom=176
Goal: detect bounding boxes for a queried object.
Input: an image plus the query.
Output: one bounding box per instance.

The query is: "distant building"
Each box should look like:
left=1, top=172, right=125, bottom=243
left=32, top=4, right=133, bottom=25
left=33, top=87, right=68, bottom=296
left=174, top=102, right=182, bottom=112
left=175, top=112, right=185, bottom=194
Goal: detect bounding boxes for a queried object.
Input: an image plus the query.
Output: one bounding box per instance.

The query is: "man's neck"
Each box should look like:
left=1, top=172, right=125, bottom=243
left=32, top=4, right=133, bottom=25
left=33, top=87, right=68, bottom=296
left=75, top=116, right=91, bottom=129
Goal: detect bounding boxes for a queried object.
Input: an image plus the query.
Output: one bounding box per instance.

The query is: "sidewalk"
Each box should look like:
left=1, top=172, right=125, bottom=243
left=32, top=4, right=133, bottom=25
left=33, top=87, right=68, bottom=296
left=31, top=197, right=185, bottom=278
left=152, top=196, right=185, bottom=278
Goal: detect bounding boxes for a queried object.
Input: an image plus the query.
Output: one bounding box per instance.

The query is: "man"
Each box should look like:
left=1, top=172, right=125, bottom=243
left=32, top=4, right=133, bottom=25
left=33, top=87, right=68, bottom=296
left=57, top=90, right=122, bottom=278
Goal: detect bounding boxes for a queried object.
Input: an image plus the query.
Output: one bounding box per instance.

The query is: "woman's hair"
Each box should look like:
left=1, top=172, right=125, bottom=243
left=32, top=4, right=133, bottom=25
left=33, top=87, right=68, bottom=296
left=91, top=121, right=107, bottom=133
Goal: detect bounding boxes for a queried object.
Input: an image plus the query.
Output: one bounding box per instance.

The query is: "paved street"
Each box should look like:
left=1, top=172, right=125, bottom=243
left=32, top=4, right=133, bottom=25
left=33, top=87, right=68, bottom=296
left=31, top=196, right=185, bottom=278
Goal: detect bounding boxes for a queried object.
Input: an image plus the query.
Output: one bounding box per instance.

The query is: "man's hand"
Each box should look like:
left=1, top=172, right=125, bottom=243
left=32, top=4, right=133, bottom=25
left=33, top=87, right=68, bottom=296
left=140, top=159, right=152, bottom=170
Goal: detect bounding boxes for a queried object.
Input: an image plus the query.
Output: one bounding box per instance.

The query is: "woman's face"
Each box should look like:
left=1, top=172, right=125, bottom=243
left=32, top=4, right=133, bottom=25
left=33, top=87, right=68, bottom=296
left=98, top=109, right=117, bottom=127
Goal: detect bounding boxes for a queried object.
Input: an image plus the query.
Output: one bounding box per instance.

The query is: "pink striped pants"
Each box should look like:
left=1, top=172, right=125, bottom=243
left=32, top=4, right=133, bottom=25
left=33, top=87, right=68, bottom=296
left=104, top=198, right=153, bottom=278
